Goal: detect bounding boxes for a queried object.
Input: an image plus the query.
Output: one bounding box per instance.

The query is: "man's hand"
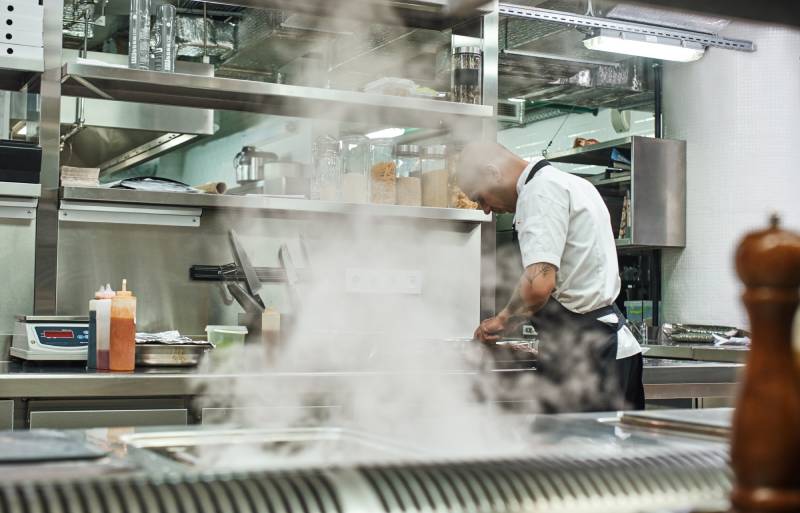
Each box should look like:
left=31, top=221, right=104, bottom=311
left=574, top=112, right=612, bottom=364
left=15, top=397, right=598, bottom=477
left=474, top=311, right=512, bottom=343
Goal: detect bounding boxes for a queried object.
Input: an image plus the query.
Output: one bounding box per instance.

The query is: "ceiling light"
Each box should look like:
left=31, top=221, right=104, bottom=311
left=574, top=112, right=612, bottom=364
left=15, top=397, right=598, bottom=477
left=507, top=97, right=526, bottom=103
left=583, top=29, right=705, bottom=62
left=365, top=128, right=405, bottom=139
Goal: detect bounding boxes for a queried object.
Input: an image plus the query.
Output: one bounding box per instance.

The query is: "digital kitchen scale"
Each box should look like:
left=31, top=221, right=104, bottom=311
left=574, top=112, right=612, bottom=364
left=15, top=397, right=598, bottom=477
left=11, top=315, right=90, bottom=361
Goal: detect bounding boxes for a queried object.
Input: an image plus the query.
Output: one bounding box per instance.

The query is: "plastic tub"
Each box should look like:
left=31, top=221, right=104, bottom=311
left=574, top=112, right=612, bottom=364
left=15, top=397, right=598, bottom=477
left=205, top=325, right=248, bottom=349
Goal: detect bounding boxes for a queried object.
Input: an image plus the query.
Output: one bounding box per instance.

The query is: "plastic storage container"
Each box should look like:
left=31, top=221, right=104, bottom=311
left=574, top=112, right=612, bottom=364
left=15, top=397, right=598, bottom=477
left=421, top=145, right=449, bottom=207
left=128, top=0, right=150, bottom=70
left=395, top=144, right=421, bottom=206
left=152, top=3, right=176, bottom=72
left=369, top=138, right=396, bottom=205
left=340, top=134, right=369, bottom=204
left=109, top=279, right=136, bottom=371
left=88, top=285, right=115, bottom=370
left=452, top=46, right=482, bottom=104
left=311, top=135, right=341, bottom=201
left=206, top=325, right=248, bottom=349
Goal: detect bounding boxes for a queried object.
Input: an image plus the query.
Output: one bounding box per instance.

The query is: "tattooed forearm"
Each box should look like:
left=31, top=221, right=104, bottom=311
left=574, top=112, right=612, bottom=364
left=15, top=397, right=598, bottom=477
left=501, top=263, right=557, bottom=319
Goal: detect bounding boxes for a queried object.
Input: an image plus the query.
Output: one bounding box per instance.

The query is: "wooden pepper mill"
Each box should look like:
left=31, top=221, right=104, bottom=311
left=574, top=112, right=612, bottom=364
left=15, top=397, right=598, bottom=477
left=732, top=214, right=800, bottom=512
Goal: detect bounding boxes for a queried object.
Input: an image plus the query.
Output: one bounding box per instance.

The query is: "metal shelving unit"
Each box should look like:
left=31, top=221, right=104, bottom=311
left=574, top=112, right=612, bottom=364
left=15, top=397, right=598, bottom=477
left=550, top=136, right=686, bottom=249
left=60, top=186, right=492, bottom=223
left=29, top=0, right=501, bottom=317
left=59, top=63, right=493, bottom=129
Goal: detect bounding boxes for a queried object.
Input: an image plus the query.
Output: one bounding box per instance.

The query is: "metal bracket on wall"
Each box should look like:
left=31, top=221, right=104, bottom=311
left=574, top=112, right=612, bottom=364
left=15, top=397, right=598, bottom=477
left=58, top=200, right=201, bottom=227
left=498, top=3, right=756, bottom=52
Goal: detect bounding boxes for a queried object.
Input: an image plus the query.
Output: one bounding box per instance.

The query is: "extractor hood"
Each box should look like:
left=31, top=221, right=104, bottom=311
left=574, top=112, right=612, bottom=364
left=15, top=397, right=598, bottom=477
left=59, top=51, right=217, bottom=177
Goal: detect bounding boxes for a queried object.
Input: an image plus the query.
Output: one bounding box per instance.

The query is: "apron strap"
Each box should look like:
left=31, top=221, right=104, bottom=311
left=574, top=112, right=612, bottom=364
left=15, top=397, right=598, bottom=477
left=586, top=303, right=627, bottom=331
left=512, top=159, right=551, bottom=242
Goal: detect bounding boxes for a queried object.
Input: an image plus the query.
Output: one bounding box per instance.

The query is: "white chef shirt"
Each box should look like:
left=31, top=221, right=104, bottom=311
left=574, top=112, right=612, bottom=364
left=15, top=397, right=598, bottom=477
left=514, top=158, right=641, bottom=359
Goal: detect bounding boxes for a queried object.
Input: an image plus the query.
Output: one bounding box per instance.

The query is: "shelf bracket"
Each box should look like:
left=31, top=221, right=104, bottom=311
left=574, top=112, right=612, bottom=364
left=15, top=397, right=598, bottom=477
left=66, top=74, right=114, bottom=101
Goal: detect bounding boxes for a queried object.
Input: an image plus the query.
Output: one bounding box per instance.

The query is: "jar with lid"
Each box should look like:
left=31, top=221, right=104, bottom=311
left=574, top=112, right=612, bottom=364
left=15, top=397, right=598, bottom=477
left=452, top=46, right=482, bottom=104
left=339, top=134, right=369, bottom=203
left=421, top=145, right=449, bottom=208
left=312, top=135, right=341, bottom=201
left=395, top=144, right=421, bottom=206
left=369, top=138, right=396, bottom=205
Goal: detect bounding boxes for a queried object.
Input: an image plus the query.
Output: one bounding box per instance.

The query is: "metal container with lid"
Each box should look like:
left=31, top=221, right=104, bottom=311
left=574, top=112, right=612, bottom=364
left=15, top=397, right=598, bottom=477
left=233, top=146, right=278, bottom=184
left=421, top=145, right=449, bottom=208
left=452, top=46, right=482, bottom=104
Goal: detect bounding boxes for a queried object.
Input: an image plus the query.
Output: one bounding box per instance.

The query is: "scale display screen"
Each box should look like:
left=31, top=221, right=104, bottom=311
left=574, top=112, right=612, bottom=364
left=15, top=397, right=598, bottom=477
left=34, top=326, right=89, bottom=347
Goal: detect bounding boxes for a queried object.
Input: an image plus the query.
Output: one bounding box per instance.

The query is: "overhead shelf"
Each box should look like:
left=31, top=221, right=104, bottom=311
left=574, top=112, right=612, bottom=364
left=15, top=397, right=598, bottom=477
left=547, top=136, right=633, bottom=166
left=211, top=0, right=490, bottom=31
left=60, top=63, right=493, bottom=129
left=60, top=186, right=492, bottom=223
left=0, top=68, right=40, bottom=92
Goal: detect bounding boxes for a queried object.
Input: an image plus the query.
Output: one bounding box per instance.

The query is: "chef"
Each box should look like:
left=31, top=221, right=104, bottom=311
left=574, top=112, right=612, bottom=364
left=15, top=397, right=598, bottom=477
left=457, top=141, right=644, bottom=412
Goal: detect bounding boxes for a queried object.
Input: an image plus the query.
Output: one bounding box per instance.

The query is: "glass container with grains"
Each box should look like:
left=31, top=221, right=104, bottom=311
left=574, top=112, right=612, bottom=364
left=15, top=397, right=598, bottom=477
left=421, top=145, right=449, bottom=208
left=395, top=144, right=422, bottom=207
left=339, top=134, right=369, bottom=204
left=369, top=138, right=397, bottom=205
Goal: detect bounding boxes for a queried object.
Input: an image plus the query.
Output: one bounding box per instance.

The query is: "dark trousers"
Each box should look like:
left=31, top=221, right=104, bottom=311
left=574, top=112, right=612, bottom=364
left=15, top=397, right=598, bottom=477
left=530, top=299, right=645, bottom=413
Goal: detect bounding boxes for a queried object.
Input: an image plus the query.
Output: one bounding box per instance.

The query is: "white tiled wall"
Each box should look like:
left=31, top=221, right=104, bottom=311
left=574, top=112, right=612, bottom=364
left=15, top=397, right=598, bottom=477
left=662, top=21, right=800, bottom=327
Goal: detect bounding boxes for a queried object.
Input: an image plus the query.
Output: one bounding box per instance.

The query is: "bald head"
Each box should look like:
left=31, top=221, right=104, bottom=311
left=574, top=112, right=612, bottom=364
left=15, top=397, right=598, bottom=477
left=456, top=142, right=528, bottom=214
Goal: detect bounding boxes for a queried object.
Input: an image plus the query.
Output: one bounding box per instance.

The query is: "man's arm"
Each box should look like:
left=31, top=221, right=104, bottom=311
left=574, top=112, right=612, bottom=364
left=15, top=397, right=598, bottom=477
left=474, top=262, right=557, bottom=342
left=499, top=262, right=557, bottom=322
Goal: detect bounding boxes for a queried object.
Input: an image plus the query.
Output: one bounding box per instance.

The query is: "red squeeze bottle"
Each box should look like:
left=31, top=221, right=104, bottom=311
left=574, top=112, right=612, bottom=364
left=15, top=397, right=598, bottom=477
left=109, top=279, right=136, bottom=371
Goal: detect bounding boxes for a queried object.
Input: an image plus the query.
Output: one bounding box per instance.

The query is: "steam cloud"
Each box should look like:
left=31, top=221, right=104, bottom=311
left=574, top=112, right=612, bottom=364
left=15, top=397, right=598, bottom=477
left=189, top=1, right=623, bottom=471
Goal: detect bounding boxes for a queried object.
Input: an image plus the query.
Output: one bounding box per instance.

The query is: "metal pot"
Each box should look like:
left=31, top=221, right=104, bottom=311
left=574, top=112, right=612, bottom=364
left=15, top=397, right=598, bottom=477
left=233, top=146, right=278, bottom=184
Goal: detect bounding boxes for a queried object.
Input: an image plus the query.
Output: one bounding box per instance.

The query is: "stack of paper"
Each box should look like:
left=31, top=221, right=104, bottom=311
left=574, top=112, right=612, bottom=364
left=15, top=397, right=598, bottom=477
left=61, top=166, right=100, bottom=187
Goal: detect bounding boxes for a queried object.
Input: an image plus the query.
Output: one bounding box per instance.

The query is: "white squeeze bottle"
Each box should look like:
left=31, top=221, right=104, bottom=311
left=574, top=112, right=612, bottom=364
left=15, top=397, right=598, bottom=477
left=91, top=284, right=115, bottom=370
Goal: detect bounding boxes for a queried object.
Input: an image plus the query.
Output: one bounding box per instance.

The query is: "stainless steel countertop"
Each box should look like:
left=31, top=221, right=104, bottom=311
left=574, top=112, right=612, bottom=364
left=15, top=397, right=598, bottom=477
left=0, top=358, right=743, bottom=399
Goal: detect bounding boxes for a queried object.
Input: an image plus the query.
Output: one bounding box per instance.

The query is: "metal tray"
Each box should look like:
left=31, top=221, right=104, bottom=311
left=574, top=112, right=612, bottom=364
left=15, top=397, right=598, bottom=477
left=121, top=427, right=424, bottom=469
left=135, top=343, right=210, bottom=367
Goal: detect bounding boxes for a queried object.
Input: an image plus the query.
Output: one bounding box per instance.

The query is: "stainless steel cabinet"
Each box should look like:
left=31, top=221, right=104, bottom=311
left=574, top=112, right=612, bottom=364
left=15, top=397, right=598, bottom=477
left=29, top=409, right=188, bottom=429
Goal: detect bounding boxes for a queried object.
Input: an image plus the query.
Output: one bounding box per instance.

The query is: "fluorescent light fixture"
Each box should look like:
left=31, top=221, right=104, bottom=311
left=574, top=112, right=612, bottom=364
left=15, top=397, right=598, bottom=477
left=365, top=127, right=405, bottom=139
left=507, top=97, right=526, bottom=103
left=583, top=29, right=705, bottom=62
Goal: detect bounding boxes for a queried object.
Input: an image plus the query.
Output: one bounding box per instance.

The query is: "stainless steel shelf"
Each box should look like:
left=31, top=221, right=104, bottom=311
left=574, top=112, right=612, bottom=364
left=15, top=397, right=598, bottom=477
left=60, top=63, right=493, bottom=129
left=547, top=136, right=632, bottom=166
left=591, top=175, right=631, bottom=186
left=61, top=187, right=492, bottom=223
left=210, top=0, right=489, bottom=30
left=0, top=182, right=41, bottom=198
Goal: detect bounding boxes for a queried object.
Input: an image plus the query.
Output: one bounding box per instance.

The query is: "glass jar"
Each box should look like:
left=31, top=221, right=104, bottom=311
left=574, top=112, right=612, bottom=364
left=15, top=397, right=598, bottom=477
left=311, top=135, right=341, bottom=201
left=452, top=46, right=482, bottom=104
left=421, top=145, right=449, bottom=208
left=395, top=144, right=421, bottom=206
left=369, top=138, right=396, bottom=205
left=339, top=134, right=369, bottom=204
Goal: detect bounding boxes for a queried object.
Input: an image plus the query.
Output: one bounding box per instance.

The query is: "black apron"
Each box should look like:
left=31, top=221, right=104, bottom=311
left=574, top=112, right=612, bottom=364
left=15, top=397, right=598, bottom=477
left=518, top=160, right=645, bottom=412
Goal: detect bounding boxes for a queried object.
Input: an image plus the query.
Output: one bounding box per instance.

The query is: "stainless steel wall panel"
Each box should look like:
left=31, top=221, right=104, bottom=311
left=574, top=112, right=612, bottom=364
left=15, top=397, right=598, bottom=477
left=631, top=136, right=686, bottom=247
left=55, top=209, right=483, bottom=338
